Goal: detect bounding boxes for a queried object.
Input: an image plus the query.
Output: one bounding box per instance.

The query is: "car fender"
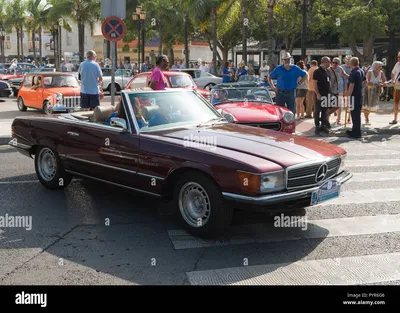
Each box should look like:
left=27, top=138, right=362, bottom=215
left=167, top=161, right=222, bottom=186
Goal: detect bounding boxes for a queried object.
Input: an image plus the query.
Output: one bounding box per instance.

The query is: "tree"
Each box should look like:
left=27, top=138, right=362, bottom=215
left=3, top=0, right=26, bottom=62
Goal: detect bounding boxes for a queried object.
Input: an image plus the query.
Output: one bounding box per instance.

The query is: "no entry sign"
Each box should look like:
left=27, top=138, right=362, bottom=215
left=101, top=16, right=126, bottom=42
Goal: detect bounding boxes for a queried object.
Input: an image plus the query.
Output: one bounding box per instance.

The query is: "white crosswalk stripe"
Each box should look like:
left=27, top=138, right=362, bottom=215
left=167, top=136, right=400, bottom=285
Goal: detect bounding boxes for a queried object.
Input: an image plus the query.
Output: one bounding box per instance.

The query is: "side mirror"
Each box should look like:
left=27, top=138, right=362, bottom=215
left=110, top=117, right=128, bottom=132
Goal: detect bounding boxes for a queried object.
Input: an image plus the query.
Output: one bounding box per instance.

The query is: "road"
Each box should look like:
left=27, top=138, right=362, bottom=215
left=1, top=129, right=400, bottom=285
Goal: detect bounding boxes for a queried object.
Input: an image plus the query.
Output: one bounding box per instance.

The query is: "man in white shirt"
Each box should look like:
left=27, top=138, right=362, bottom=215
left=199, top=60, right=208, bottom=72
left=66, top=61, right=74, bottom=72
left=259, top=60, right=270, bottom=78
left=390, top=51, right=400, bottom=124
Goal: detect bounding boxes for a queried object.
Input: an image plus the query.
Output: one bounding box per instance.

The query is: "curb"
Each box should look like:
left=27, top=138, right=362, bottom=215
left=0, top=136, right=12, bottom=145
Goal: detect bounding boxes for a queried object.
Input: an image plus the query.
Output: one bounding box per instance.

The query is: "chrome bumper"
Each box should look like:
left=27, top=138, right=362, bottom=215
left=222, top=170, right=352, bottom=205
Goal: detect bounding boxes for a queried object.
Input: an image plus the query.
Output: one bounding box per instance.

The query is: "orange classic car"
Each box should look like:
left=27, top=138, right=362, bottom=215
left=17, top=72, right=104, bottom=114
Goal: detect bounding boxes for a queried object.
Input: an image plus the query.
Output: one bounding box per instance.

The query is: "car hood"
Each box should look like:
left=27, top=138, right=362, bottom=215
left=215, top=102, right=280, bottom=122
left=150, top=123, right=344, bottom=168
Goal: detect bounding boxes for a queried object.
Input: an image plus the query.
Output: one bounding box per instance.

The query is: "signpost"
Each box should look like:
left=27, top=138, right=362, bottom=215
left=101, top=0, right=126, bottom=19
left=101, top=16, right=126, bottom=106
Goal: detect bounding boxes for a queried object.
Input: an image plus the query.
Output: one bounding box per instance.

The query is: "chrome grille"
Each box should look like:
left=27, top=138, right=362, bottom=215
left=286, top=157, right=341, bottom=189
left=241, top=122, right=281, bottom=131
left=62, top=96, right=81, bottom=108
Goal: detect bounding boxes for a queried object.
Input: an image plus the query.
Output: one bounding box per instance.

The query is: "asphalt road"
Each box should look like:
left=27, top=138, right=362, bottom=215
left=1, top=127, right=400, bottom=285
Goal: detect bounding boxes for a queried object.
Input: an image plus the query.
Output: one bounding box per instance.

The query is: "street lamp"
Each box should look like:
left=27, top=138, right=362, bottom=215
left=0, top=25, right=5, bottom=64
left=132, top=6, right=146, bottom=72
left=293, top=0, right=309, bottom=61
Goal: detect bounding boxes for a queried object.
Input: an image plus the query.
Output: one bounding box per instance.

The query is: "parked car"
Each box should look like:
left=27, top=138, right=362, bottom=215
left=171, top=68, right=223, bottom=90
left=9, top=88, right=352, bottom=238
left=210, top=83, right=295, bottom=133
left=16, top=72, right=104, bottom=114
left=101, top=68, right=132, bottom=94
left=124, top=71, right=211, bottom=100
left=0, top=63, right=37, bottom=81
left=9, top=68, right=58, bottom=96
left=0, top=80, right=13, bottom=97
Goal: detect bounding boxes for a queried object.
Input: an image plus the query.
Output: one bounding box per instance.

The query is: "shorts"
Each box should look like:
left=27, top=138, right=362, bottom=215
left=296, top=89, right=307, bottom=98
left=81, top=93, right=100, bottom=109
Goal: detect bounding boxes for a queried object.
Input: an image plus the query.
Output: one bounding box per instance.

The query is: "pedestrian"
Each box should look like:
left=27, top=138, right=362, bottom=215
left=327, top=57, right=349, bottom=120
left=259, top=60, right=270, bottom=78
left=363, top=61, right=386, bottom=125
left=389, top=51, right=400, bottom=124
left=312, top=56, right=331, bottom=134
left=221, top=62, right=231, bottom=83
left=305, top=60, right=318, bottom=118
left=337, top=56, right=353, bottom=124
left=268, top=52, right=307, bottom=115
left=345, top=57, right=365, bottom=138
left=78, top=50, right=103, bottom=111
left=295, top=60, right=308, bottom=119
left=149, top=55, right=169, bottom=90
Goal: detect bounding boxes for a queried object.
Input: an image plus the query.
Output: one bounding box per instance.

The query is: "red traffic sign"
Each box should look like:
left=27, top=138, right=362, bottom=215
left=102, top=16, right=126, bottom=42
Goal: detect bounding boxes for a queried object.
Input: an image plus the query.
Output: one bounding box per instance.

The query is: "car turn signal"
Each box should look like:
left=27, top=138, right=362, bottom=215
left=237, top=171, right=261, bottom=193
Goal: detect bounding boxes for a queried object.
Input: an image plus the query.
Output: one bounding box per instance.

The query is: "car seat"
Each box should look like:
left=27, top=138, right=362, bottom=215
left=142, top=105, right=159, bottom=121
left=93, top=105, right=115, bottom=124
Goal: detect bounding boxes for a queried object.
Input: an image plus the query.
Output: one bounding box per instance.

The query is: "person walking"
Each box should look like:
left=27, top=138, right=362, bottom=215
left=305, top=60, right=318, bottom=118
left=149, top=55, right=169, bottom=90
left=295, top=60, right=308, bottom=119
left=363, top=61, right=386, bottom=125
left=78, top=50, right=103, bottom=111
left=389, top=51, right=400, bottom=124
left=312, top=56, right=331, bottom=134
left=346, top=57, right=365, bottom=138
left=268, top=52, right=307, bottom=115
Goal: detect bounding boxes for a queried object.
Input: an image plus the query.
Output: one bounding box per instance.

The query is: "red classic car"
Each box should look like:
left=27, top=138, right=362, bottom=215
left=9, top=88, right=352, bottom=238
left=210, top=83, right=295, bottom=133
left=124, top=70, right=210, bottom=99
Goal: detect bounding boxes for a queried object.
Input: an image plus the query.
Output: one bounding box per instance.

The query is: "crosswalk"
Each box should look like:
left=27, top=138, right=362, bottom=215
left=167, top=135, right=400, bottom=285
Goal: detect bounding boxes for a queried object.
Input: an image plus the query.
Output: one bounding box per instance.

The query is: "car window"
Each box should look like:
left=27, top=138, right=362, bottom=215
left=127, top=90, right=223, bottom=132
left=130, top=76, right=147, bottom=88
left=211, top=87, right=273, bottom=105
left=23, top=76, right=32, bottom=87
left=43, top=76, right=79, bottom=88
left=169, top=75, right=196, bottom=87
left=194, top=71, right=201, bottom=79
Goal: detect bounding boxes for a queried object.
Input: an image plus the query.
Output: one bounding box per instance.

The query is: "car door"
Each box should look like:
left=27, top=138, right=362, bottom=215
left=64, top=96, right=141, bottom=189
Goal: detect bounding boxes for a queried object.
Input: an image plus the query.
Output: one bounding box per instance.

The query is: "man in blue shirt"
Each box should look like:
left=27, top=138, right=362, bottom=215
left=148, top=102, right=184, bottom=127
left=346, top=57, right=365, bottom=138
left=268, top=52, right=307, bottom=114
left=78, top=50, right=103, bottom=111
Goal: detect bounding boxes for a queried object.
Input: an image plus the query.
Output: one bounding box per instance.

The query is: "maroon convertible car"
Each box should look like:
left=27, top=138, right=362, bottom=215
left=9, top=88, right=352, bottom=238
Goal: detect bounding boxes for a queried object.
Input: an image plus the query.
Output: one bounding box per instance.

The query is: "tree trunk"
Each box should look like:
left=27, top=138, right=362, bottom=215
left=58, top=25, right=62, bottom=67
left=211, top=6, right=217, bottom=74
left=169, top=48, right=174, bottom=64
left=349, top=42, right=365, bottom=64
left=363, top=37, right=374, bottom=65
left=158, top=19, right=162, bottom=55
left=32, top=29, right=36, bottom=64
left=20, top=28, right=24, bottom=61
left=222, top=46, right=229, bottom=65
left=267, top=3, right=274, bottom=65
left=241, top=0, right=247, bottom=65
left=78, top=18, right=85, bottom=63
left=16, top=29, right=20, bottom=61
left=184, top=13, right=189, bottom=68
left=39, top=27, right=42, bottom=66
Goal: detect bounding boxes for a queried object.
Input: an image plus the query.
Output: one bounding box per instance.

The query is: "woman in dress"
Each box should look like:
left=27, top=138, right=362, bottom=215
left=363, top=61, right=386, bottom=125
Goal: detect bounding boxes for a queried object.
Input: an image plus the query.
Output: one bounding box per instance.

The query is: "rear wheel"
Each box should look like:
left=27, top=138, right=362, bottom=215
left=173, top=171, right=233, bottom=238
left=34, top=146, right=72, bottom=189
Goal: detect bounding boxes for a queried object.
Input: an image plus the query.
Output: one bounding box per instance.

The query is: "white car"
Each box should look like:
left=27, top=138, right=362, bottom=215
left=171, top=68, right=222, bottom=90
left=101, top=68, right=132, bottom=94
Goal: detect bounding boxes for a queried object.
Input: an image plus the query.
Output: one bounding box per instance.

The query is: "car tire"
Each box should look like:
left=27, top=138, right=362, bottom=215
left=34, top=146, right=72, bottom=189
left=173, top=171, right=233, bottom=238
left=42, top=100, right=52, bottom=115
left=204, top=83, right=215, bottom=91
left=17, top=96, right=27, bottom=111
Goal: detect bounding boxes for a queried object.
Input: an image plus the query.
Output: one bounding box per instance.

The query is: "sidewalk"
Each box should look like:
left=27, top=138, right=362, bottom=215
left=295, top=111, right=400, bottom=137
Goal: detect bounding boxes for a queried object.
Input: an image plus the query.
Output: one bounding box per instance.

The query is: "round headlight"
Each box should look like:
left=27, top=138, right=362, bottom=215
left=283, top=111, right=295, bottom=124
left=55, top=93, right=63, bottom=101
left=224, top=113, right=236, bottom=123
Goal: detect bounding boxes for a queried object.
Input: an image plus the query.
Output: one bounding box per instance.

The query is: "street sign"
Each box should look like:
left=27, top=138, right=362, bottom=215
left=101, top=0, right=126, bottom=19
left=101, top=16, right=126, bottom=42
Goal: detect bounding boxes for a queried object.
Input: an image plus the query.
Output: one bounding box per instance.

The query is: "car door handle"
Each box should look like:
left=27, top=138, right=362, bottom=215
left=67, top=131, right=79, bottom=137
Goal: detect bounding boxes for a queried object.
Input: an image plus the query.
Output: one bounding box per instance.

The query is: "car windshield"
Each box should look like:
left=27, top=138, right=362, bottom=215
left=127, top=90, right=225, bottom=132
left=210, top=87, right=273, bottom=105
left=238, top=75, right=261, bottom=82
left=43, top=75, right=79, bottom=87
left=169, top=75, right=196, bottom=88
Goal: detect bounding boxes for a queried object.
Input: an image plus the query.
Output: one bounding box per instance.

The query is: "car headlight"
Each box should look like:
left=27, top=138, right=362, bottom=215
left=338, top=154, right=346, bottom=173
left=223, top=113, right=237, bottom=123
left=283, top=111, right=295, bottom=124
left=269, top=91, right=276, bottom=98
left=237, top=171, right=285, bottom=194
left=55, top=93, right=63, bottom=101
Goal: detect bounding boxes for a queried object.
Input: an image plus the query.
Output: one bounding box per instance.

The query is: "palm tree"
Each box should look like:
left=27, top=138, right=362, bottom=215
left=4, top=0, right=26, bottom=62
left=51, top=0, right=101, bottom=63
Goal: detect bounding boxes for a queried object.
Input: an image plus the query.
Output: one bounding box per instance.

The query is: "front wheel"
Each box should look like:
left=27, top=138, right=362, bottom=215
left=173, top=171, right=233, bottom=238
left=34, top=146, right=72, bottom=189
left=42, top=100, right=52, bottom=115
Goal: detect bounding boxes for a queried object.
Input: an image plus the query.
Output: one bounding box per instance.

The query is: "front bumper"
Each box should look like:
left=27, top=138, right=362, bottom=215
left=222, top=170, right=352, bottom=206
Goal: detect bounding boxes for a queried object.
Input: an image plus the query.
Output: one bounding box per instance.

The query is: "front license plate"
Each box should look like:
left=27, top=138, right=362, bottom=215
left=310, top=179, right=340, bottom=205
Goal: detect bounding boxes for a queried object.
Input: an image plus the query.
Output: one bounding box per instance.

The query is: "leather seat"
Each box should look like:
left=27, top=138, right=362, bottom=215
left=142, top=105, right=159, bottom=121
left=93, top=105, right=115, bottom=123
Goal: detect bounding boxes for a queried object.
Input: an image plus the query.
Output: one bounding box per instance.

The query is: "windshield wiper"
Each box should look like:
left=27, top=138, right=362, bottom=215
left=196, top=117, right=227, bottom=127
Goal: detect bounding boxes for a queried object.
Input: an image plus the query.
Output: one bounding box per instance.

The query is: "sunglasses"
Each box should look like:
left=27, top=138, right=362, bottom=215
left=332, top=62, right=338, bottom=64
